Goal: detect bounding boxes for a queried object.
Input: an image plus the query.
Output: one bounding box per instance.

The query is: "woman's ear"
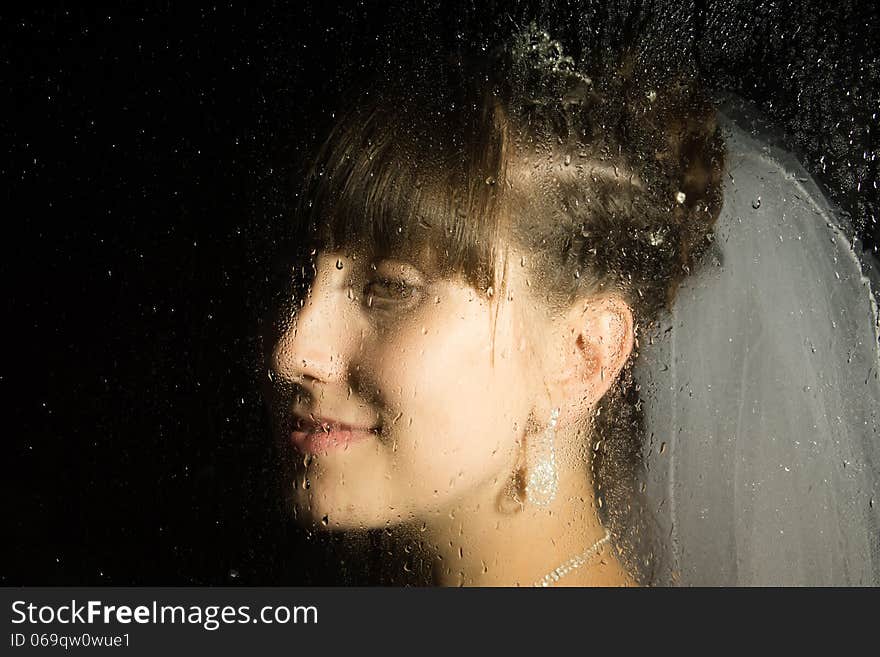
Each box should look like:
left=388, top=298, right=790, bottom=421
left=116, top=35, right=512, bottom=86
left=556, top=294, right=634, bottom=415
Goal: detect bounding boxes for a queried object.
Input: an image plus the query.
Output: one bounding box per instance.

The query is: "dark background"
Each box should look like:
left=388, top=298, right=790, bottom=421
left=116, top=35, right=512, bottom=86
left=4, top=1, right=878, bottom=584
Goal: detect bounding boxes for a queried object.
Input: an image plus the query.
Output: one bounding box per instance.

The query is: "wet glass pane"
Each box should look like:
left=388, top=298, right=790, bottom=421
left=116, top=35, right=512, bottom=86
left=8, top=2, right=879, bottom=586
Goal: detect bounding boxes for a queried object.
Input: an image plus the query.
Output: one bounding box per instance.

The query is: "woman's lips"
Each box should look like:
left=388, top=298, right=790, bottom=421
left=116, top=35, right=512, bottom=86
left=289, top=416, right=379, bottom=455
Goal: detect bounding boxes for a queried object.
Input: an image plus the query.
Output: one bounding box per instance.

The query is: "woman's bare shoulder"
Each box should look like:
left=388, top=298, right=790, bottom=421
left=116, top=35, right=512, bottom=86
left=557, top=547, right=639, bottom=587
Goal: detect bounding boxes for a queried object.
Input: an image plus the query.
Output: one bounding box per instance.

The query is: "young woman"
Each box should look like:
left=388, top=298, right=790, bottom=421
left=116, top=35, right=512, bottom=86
left=261, top=27, right=725, bottom=586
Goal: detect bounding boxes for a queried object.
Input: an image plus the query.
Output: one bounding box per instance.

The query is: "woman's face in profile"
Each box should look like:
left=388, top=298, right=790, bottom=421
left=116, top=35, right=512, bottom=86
left=267, top=247, right=543, bottom=529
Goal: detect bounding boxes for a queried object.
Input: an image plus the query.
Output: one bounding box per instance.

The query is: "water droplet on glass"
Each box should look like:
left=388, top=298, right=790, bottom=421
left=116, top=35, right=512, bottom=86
left=675, top=191, right=686, bottom=204
left=752, top=196, right=762, bottom=209
left=335, top=259, right=344, bottom=270
left=564, top=153, right=571, bottom=166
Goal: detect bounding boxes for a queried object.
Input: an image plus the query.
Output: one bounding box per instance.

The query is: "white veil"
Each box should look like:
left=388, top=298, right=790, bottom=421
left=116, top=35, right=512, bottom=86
left=634, top=94, right=880, bottom=586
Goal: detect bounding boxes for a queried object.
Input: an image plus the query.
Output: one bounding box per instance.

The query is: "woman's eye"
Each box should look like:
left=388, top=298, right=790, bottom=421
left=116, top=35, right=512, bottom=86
left=364, top=278, right=420, bottom=305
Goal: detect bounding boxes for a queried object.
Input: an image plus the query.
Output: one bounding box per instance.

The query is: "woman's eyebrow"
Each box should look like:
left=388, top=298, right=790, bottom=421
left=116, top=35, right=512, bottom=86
left=371, top=258, right=428, bottom=281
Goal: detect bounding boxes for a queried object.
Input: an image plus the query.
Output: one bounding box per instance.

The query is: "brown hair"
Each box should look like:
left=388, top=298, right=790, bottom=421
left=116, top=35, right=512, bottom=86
left=292, top=27, right=725, bottom=583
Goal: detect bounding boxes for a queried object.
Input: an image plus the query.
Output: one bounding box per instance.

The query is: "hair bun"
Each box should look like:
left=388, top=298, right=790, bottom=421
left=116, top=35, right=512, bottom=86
left=502, top=23, right=594, bottom=109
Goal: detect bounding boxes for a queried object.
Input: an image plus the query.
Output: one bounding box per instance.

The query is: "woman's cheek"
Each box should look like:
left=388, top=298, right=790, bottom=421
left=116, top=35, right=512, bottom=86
left=372, top=313, right=523, bottom=503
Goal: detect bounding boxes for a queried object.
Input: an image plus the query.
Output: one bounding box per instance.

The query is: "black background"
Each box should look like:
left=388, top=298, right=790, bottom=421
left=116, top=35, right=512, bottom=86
left=4, top=1, right=878, bottom=585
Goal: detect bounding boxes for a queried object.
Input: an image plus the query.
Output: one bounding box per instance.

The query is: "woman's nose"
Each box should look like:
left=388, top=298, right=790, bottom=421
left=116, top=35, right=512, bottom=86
left=270, top=259, right=358, bottom=385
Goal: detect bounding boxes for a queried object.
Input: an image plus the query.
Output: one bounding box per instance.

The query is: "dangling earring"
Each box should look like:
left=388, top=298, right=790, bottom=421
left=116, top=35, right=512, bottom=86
left=525, top=407, right=559, bottom=506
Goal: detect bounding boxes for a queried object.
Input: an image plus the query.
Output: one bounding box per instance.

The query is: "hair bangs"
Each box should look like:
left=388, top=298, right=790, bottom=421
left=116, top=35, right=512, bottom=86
left=296, top=95, right=505, bottom=290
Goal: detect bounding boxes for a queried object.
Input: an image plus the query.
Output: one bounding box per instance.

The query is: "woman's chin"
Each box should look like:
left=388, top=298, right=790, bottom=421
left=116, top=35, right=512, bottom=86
left=289, top=494, right=412, bottom=531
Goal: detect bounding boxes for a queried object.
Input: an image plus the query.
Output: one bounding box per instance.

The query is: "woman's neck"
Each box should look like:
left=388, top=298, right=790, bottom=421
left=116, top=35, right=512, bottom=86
left=423, top=462, right=628, bottom=586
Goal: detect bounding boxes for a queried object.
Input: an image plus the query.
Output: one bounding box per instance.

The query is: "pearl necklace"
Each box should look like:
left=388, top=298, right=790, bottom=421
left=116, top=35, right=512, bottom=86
left=533, top=529, right=612, bottom=587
